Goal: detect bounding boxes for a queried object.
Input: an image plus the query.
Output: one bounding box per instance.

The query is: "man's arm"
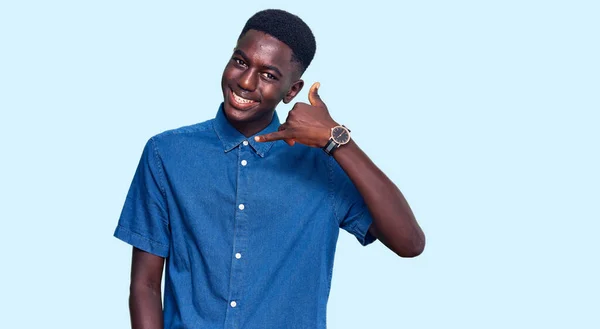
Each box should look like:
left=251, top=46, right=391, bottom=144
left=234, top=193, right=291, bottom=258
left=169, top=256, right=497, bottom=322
left=331, top=138, right=425, bottom=257
left=130, top=247, right=165, bottom=329
left=255, top=82, right=425, bottom=258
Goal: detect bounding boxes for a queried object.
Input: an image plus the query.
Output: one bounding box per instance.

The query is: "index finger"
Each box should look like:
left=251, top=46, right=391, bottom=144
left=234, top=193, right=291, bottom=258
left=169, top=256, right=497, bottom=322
left=255, top=130, right=291, bottom=143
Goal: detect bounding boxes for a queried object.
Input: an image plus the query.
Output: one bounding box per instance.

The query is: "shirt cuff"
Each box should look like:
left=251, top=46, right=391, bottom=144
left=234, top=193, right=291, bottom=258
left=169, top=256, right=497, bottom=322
left=113, top=225, right=169, bottom=258
left=352, top=211, right=378, bottom=246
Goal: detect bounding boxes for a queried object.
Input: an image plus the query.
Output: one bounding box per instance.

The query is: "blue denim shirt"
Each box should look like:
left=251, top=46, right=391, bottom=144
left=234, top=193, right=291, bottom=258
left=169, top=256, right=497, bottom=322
left=114, top=103, right=377, bottom=329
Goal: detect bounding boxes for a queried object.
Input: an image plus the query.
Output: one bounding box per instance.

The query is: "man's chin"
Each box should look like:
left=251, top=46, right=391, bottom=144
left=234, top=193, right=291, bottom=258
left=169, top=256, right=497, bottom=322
left=223, top=101, right=257, bottom=123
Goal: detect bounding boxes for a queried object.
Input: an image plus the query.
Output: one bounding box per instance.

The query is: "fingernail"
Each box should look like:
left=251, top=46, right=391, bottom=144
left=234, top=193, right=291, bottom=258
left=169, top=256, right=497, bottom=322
left=254, top=136, right=260, bottom=141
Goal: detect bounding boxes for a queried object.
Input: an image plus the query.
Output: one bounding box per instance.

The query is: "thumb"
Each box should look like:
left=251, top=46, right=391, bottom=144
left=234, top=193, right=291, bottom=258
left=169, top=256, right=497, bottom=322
left=308, top=82, right=326, bottom=108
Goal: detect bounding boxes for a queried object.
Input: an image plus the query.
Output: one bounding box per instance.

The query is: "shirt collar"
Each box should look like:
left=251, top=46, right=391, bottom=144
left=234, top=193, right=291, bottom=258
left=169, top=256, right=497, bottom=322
left=213, top=102, right=281, bottom=157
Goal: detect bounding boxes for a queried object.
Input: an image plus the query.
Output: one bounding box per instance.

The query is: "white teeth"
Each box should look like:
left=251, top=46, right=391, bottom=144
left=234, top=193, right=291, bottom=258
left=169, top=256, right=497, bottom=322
left=233, top=92, right=255, bottom=104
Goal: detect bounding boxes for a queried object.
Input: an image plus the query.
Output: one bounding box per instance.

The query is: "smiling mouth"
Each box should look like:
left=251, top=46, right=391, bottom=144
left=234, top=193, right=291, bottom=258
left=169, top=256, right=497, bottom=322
left=230, top=89, right=259, bottom=108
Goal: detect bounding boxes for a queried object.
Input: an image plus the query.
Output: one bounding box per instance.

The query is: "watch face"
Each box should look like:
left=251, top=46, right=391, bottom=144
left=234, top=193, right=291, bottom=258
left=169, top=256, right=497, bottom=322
left=332, top=126, right=350, bottom=144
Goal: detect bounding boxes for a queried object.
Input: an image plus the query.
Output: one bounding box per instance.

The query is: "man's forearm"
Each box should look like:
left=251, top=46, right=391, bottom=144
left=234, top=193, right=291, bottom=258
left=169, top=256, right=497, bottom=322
left=130, top=283, right=163, bottom=329
left=333, top=139, right=425, bottom=257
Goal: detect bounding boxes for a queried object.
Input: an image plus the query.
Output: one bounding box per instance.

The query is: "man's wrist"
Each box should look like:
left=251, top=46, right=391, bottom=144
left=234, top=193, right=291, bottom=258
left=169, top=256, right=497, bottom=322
left=320, top=121, right=339, bottom=148
left=331, top=138, right=357, bottom=159
left=322, top=122, right=353, bottom=155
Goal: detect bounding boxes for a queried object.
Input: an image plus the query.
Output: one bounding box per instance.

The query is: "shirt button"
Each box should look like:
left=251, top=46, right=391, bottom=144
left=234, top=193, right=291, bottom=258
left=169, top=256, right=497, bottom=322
left=241, top=160, right=247, bottom=166
left=242, top=140, right=249, bottom=146
left=230, top=301, right=237, bottom=308
left=238, top=204, right=245, bottom=210
left=235, top=253, right=242, bottom=259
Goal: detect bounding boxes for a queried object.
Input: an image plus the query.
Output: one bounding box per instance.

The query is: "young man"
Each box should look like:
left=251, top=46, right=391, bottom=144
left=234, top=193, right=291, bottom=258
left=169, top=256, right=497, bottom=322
left=114, top=9, right=425, bottom=329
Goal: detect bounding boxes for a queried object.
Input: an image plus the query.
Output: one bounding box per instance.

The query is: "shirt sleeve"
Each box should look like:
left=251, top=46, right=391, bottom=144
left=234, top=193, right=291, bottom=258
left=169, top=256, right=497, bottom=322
left=113, top=137, right=170, bottom=257
left=329, top=156, right=377, bottom=247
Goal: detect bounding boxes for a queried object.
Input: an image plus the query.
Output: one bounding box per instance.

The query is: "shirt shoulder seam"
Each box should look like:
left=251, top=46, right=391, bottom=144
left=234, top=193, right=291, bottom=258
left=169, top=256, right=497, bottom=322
left=154, top=120, right=215, bottom=139
left=148, top=137, right=169, bottom=214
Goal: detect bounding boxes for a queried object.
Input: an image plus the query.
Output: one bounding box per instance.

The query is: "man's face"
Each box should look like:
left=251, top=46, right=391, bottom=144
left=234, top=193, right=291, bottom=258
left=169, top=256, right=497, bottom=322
left=221, top=29, right=304, bottom=125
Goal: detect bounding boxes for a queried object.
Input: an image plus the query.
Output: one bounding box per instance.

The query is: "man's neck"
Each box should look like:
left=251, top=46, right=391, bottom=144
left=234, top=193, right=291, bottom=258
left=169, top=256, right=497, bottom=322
left=229, top=112, right=275, bottom=138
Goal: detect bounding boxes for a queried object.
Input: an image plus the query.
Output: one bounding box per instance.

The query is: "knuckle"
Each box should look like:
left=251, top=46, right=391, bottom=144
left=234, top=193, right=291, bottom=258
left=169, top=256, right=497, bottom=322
left=292, top=102, right=306, bottom=109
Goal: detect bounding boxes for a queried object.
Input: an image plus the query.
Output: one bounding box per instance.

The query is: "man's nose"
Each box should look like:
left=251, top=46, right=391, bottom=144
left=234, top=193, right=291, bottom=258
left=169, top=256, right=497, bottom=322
left=238, top=68, right=257, bottom=92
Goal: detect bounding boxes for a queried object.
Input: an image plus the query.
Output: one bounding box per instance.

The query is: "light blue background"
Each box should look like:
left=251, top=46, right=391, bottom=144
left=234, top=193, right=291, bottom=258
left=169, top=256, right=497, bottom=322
left=1, top=1, right=598, bottom=328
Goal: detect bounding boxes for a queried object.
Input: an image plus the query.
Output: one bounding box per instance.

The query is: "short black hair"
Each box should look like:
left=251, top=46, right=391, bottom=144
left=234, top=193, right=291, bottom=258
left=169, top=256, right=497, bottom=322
left=239, top=9, right=316, bottom=74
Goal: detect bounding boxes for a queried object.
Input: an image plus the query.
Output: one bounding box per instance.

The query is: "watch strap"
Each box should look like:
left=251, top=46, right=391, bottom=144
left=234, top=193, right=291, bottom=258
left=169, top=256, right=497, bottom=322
left=323, top=138, right=338, bottom=156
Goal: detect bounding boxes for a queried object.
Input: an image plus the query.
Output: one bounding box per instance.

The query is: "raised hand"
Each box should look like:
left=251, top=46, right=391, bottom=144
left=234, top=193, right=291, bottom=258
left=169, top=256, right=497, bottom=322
left=255, top=82, right=338, bottom=147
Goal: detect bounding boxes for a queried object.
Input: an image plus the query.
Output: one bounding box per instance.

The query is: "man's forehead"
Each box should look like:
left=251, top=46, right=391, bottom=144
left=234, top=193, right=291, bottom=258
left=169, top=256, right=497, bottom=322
left=236, top=30, right=293, bottom=61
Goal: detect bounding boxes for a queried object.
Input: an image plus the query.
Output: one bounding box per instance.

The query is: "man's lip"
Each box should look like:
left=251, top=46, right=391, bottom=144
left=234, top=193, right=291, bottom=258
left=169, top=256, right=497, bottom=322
left=228, top=88, right=260, bottom=109
left=231, top=88, right=259, bottom=103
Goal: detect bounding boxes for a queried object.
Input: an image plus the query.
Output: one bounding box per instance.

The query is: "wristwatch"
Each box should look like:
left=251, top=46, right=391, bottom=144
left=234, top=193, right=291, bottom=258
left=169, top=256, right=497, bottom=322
left=323, top=125, right=351, bottom=156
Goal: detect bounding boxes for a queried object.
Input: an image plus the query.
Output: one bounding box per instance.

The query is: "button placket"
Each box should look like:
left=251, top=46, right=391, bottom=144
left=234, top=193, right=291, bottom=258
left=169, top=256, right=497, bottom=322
left=241, top=141, right=248, bottom=167
left=225, top=142, right=252, bottom=327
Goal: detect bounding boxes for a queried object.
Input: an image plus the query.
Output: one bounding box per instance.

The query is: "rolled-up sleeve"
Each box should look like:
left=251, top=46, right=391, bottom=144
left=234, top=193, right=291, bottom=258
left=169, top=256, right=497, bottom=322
left=114, top=137, right=170, bottom=257
left=329, top=157, right=377, bottom=247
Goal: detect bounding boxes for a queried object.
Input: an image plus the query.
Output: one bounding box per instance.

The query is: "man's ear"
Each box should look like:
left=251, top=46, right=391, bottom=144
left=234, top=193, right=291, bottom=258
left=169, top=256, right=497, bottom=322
left=283, top=79, right=304, bottom=104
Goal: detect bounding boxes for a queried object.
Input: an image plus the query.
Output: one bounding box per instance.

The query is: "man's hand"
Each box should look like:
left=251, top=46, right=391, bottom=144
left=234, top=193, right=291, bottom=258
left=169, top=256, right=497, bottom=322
left=255, top=82, right=338, bottom=147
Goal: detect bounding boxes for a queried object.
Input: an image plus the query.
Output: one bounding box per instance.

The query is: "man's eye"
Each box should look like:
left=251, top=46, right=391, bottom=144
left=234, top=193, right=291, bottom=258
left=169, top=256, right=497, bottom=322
left=234, top=58, right=247, bottom=67
left=262, top=72, right=277, bottom=80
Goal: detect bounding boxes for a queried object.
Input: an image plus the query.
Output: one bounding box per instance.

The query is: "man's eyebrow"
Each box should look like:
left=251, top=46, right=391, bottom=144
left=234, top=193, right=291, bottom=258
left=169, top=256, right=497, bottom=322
left=233, top=49, right=249, bottom=62
left=263, top=64, right=282, bottom=77
left=233, top=49, right=283, bottom=77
